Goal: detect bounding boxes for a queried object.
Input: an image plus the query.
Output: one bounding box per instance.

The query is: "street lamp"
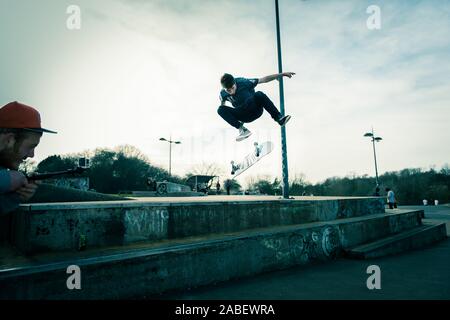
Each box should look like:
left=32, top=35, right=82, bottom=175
left=159, top=136, right=181, bottom=177
left=364, top=127, right=383, bottom=187
left=275, top=0, right=290, bottom=199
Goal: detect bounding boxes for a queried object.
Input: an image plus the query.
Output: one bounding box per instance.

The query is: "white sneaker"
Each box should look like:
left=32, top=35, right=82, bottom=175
left=236, top=126, right=252, bottom=142
left=277, top=115, right=291, bottom=127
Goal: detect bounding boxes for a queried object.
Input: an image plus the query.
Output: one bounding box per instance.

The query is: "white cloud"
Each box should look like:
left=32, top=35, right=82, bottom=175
left=1, top=0, right=449, bottom=185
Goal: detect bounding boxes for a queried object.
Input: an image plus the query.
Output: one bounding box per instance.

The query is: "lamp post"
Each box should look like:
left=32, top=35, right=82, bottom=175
left=364, top=127, right=382, bottom=187
left=275, top=0, right=290, bottom=199
left=159, top=136, right=181, bottom=177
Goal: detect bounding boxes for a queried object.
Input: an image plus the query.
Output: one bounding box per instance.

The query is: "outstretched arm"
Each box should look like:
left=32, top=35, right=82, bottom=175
left=258, top=72, right=295, bottom=84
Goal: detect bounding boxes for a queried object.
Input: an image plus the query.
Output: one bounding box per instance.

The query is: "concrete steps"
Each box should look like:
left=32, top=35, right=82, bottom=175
left=345, top=221, right=447, bottom=259
left=0, top=208, right=430, bottom=299
left=10, top=197, right=385, bottom=254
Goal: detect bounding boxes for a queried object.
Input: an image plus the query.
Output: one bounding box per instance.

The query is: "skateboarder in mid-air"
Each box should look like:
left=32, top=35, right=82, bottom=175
left=217, top=72, right=295, bottom=141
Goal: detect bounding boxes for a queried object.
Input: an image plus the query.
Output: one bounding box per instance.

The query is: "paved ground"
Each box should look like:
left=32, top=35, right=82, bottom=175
left=155, top=205, right=450, bottom=300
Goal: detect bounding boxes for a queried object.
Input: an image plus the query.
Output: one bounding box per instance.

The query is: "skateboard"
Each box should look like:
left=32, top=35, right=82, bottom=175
left=231, top=141, right=274, bottom=178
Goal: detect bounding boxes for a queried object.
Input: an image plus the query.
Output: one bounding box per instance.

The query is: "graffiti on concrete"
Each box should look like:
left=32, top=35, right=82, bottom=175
left=321, top=226, right=341, bottom=258
left=124, top=208, right=169, bottom=242
left=263, top=226, right=342, bottom=265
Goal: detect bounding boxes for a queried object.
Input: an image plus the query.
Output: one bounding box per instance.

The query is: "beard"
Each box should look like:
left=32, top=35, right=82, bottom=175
left=0, top=144, right=22, bottom=170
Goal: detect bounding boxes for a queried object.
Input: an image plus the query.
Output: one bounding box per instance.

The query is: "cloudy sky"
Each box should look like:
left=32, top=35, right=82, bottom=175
left=1, top=0, right=449, bottom=185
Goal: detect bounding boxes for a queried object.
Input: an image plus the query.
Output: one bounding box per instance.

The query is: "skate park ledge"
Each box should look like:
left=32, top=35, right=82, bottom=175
left=7, top=196, right=385, bottom=254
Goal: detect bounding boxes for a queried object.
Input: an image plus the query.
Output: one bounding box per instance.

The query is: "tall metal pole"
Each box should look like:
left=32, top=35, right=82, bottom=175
left=371, top=127, right=379, bottom=186
left=275, top=0, right=290, bottom=198
left=169, top=135, right=172, bottom=177
left=169, top=143, right=172, bottom=177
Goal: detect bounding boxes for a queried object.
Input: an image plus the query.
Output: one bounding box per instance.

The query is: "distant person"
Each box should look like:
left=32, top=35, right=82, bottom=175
left=217, top=72, right=295, bottom=141
left=216, top=180, right=221, bottom=195
left=385, top=187, right=396, bottom=209
left=0, top=101, right=57, bottom=215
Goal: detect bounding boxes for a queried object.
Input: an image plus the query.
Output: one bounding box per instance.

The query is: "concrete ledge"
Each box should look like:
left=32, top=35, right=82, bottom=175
left=11, top=197, right=385, bottom=254
left=18, top=196, right=382, bottom=210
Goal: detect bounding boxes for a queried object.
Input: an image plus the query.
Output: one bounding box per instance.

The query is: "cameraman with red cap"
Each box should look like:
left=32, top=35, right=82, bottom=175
left=0, top=101, right=57, bottom=214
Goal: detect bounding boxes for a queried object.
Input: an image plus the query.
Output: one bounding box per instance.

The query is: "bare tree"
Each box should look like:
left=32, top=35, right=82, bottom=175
left=115, top=144, right=151, bottom=162
left=290, top=173, right=308, bottom=186
left=187, top=162, right=226, bottom=177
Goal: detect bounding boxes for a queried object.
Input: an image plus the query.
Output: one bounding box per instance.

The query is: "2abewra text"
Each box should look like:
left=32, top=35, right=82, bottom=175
left=175, top=304, right=275, bottom=317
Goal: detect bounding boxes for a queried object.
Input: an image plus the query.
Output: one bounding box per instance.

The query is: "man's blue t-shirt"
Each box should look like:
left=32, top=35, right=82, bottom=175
left=0, top=169, right=10, bottom=193
left=0, top=166, right=20, bottom=215
left=220, top=77, right=259, bottom=108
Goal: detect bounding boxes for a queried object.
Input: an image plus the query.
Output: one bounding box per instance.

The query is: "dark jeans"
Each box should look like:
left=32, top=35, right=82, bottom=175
left=217, top=91, right=282, bottom=129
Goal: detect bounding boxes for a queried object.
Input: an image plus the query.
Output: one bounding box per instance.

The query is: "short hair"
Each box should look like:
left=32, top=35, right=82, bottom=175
left=0, top=128, right=42, bottom=147
left=221, top=73, right=235, bottom=89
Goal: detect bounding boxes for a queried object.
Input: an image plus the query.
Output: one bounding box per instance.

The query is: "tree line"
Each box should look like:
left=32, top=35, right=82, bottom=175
left=27, top=145, right=449, bottom=204
left=248, top=167, right=449, bottom=205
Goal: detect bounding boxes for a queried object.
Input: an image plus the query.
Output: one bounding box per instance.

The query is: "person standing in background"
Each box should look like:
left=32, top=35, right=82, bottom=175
left=385, top=187, right=396, bottom=209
